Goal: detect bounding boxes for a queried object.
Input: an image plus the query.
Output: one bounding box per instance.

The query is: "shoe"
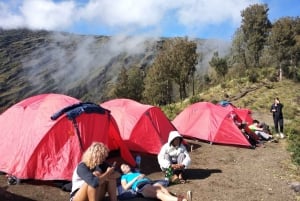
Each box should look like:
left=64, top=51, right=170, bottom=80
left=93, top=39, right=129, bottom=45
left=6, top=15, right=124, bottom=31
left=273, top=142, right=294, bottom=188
left=186, top=190, right=192, bottom=201
left=275, top=133, right=280, bottom=138
left=270, top=139, right=279, bottom=143
left=280, top=133, right=285, bottom=139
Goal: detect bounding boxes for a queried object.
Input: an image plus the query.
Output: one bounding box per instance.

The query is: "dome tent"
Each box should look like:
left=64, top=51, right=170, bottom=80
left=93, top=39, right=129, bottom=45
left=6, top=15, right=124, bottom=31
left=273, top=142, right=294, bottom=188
left=0, top=93, right=135, bottom=181
left=172, top=102, right=251, bottom=148
left=101, top=98, right=177, bottom=154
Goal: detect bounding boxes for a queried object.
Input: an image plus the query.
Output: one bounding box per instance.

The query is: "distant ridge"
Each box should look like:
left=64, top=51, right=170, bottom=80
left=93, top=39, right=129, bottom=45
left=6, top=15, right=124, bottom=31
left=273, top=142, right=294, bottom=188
left=0, top=29, right=231, bottom=113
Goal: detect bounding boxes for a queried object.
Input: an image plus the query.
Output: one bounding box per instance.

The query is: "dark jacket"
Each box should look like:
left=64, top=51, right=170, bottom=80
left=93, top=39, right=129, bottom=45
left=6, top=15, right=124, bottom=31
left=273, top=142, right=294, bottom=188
left=270, top=103, right=283, bottom=119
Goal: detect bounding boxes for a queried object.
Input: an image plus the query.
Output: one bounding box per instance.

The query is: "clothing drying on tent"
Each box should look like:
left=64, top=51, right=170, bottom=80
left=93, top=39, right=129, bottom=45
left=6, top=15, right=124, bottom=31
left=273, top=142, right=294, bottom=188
left=101, top=98, right=177, bottom=154
left=0, top=93, right=135, bottom=181
left=172, top=102, right=252, bottom=148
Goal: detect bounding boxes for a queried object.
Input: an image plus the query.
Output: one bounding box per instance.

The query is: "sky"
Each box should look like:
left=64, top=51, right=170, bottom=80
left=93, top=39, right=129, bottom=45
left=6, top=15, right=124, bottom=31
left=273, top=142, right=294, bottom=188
left=0, top=0, right=299, bottom=41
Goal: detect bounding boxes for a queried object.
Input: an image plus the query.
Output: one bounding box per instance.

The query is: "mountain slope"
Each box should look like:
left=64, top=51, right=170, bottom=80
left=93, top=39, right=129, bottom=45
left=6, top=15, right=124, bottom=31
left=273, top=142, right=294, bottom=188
left=0, top=29, right=231, bottom=113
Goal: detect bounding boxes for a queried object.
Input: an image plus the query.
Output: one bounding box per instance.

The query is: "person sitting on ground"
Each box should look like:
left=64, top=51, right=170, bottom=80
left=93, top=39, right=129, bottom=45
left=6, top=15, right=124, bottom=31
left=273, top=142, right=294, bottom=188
left=70, top=142, right=120, bottom=201
left=157, top=131, right=191, bottom=184
left=120, top=163, right=192, bottom=201
left=229, top=112, right=261, bottom=148
left=248, top=120, right=273, bottom=141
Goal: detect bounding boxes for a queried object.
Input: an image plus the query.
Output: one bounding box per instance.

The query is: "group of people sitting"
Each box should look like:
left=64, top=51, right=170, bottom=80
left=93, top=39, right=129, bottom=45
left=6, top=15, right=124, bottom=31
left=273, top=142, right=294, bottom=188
left=70, top=130, right=192, bottom=201
left=230, top=112, right=276, bottom=148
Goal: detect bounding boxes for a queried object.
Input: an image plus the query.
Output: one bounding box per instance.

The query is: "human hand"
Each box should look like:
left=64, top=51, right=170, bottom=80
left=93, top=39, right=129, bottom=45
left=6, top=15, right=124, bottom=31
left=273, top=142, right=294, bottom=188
left=138, top=174, right=145, bottom=179
left=93, top=170, right=101, bottom=177
left=106, top=166, right=115, bottom=174
left=171, top=164, right=184, bottom=170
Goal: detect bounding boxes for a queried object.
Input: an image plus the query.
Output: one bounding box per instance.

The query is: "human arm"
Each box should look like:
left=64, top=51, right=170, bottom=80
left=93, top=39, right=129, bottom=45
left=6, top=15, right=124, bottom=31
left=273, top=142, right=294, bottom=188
left=93, top=166, right=115, bottom=184
left=277, top=103, right=283, bottom=113
left=249, top=123, right=264, bottom=132
left=94, top=162, right=120, bottom=183
left=157, top=144, right=172, bottom=170
left=76, top=163, right=100, bottom=188
left=270, top=104, right=276, bottom=113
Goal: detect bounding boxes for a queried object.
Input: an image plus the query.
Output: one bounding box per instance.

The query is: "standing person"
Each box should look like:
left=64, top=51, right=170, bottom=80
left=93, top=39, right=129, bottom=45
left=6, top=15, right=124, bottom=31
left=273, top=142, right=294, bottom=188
left=120, top=163, right=192, bottom=201
left=270, top=97, right=284, bottom=138
left=157, top=131, right=191, bottom=184
left=70, top=142, right=120, bottom=201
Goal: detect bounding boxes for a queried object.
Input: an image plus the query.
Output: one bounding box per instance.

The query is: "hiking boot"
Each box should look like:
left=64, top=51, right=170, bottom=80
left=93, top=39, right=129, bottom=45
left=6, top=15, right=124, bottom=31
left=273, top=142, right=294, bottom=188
left=280, top=133, right=285, bottom=139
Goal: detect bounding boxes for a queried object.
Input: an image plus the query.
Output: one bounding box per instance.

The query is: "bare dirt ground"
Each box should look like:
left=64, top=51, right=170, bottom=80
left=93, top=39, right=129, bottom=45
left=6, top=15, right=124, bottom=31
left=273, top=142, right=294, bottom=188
left=0, top=137, right=299, bottom=201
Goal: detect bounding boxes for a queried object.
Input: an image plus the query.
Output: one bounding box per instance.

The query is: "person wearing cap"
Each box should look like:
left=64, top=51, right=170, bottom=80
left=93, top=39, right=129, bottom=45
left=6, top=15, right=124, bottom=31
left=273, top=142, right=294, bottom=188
left=157, top=131, right=191, bottom=184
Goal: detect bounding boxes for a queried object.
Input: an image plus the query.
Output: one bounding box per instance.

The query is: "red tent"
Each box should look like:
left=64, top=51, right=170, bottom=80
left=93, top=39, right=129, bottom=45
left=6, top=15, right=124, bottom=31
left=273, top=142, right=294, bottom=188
left=0, top=93, right=135, bottom=181
left=101, top=98, right=176, bottom=154
left=172, top=102, right=251, bottom=147
left=219, top=104, right=253, bottom=124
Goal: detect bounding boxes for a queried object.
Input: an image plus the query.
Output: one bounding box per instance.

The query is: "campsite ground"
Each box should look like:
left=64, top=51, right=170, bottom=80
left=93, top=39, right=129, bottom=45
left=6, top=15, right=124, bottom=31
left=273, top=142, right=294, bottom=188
left=1, top=135, right=299, bottom=201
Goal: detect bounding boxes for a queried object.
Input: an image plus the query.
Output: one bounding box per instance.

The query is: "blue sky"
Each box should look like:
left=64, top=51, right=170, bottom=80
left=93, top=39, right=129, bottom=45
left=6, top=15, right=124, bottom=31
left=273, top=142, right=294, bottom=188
left=0, top=0, right=299, bottom=41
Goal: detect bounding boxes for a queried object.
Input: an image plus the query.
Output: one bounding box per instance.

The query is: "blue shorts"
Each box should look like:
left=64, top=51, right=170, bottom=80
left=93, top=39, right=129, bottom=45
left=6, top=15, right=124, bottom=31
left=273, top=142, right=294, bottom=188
left=135, top=181, right=152, bottom=193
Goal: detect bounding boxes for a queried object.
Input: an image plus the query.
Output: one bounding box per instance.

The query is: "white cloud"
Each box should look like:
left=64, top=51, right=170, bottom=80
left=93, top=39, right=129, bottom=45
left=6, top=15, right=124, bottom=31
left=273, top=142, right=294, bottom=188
left=0, top=0, right=261, bottom=37
left=0, top=0, right=76, bottom=30
left=0, top=1, right=25, bottom=29
left=21, top=0, right=76, bottom=30
left=177, top=0, right=252, bottom=26
left=79, top=0, right=167, bottom=27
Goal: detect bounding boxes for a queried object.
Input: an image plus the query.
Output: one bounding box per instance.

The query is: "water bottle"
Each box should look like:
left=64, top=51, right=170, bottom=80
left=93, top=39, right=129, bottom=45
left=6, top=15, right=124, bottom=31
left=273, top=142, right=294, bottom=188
left=135, top=155, right=141, bottom=171
left=164, top=166, right=173, bottom=181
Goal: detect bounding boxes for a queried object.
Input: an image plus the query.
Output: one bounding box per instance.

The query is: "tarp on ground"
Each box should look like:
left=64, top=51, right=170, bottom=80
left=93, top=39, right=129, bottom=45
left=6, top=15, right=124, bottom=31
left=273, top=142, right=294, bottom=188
left=0, top=93, right=135, bottom=181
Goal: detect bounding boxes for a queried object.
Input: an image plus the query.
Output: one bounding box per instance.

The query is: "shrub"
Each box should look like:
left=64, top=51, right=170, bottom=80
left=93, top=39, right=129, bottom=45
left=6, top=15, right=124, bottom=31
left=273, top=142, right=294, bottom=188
left=287, top=127, right=300, bottom=166
left=248, top=70, right=258, bottom=83
left=189, top=95, right=202, bottom=104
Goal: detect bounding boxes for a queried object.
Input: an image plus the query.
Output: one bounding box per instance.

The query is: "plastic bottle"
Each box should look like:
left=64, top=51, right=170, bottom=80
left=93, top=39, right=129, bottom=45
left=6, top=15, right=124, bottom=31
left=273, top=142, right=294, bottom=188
left=135, top=155, right=141, bottom=172
left=164, top=166, right=173, bottom=181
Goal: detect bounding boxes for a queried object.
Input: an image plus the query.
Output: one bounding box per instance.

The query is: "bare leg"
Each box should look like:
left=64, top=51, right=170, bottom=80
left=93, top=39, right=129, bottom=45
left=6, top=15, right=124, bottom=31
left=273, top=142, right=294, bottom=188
left=154, top=184, right=173, bottom=196
left=106, top=179, right=118, bottom=201
left=141, top=184, right=184, bottom=201
left=73, top=182, right=97, bottom=201
left=98, top=181, right=108, bottom=201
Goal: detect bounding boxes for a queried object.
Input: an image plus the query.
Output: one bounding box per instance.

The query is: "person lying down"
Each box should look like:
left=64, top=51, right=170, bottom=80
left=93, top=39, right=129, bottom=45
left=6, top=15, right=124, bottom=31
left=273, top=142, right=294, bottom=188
left=120, top=163, right=192, bottom=201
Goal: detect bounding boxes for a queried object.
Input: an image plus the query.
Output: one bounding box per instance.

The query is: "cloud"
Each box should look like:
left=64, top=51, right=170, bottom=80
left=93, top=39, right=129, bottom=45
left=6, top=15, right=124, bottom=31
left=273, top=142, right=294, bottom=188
left=21, top=0, right=76, bottom=30
left=177, top=0, right=251, bottom=26
left=0, top=0, right=76, bottom=30
left=0, top=0, right=261, bottom=37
